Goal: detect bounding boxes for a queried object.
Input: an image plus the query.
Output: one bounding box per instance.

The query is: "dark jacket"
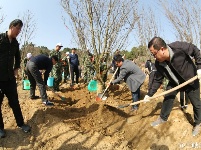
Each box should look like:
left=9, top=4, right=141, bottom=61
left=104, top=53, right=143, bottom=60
left=0, top=32, right=20, bottom=81
left=30, top=54, right=53, bottom=84
left=69, top=53, right=79, bottom=66
left=148, top=41, right=201, bottom=96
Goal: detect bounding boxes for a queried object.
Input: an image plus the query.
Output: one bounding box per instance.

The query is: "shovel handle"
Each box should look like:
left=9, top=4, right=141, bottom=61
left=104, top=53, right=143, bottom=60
left=129, top=75, right=198, bottom=106
left=101, top=67, right=119, bottom=99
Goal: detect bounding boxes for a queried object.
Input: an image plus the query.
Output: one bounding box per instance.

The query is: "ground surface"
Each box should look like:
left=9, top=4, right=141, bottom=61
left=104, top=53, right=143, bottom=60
left=0, top=75, right=201, bottom=150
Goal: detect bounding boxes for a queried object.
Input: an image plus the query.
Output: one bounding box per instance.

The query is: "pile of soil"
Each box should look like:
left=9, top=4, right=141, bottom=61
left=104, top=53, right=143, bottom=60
left=0, top=76, right=200, bottom=150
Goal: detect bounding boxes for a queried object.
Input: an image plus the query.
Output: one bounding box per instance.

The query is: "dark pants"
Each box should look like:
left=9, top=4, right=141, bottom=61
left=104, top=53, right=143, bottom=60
left=131, top=87, right=141, bottom=109
left=148, top=71, right=156, bottom=91
left=26, top=61, right=48, bottom=102
left=161, top=80, right=201, bottom=125
left=70, top=65, right=79, bottom=84
left=0, top=79, right=24, bottom=129
left=180, top=91, right=189, bottom=106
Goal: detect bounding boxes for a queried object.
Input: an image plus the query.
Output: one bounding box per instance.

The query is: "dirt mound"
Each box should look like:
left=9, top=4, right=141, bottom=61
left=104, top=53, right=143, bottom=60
left=0, top=76, right=200, bottom=149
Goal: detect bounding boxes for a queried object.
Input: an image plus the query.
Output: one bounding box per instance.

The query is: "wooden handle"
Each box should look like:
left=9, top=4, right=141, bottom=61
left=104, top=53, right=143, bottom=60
left=101, top=67, right=119, bottom=98
left=130, top=75, right=198, bottom=106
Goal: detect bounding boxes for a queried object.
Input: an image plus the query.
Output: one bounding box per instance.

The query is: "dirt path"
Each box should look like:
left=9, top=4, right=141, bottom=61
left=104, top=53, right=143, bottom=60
left=0, top=77, right=200, bottom=150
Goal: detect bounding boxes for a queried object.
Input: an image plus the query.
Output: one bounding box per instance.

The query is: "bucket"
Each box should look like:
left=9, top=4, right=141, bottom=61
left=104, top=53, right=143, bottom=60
left=87, top=80, right=97, bottom=92
left=23, top=80, right=30, bottom=90
left=47, top=77, right=54, bottom=87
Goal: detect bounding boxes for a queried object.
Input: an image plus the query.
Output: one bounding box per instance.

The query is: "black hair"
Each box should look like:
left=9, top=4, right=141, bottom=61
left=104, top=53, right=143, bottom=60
left=113, top=54, right=124, bottom=62
left=9, top=19, right=23, bottom=29
left=148, top=37, right=167, bottom=50
left=51, top=55, right=58, bottom=62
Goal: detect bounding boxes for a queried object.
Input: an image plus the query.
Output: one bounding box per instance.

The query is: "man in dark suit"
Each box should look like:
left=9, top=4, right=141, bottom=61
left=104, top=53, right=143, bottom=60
left=144, top=36, right=201, bottom=136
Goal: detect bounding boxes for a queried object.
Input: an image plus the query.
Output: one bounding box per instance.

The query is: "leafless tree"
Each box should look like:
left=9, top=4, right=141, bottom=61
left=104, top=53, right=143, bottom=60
left=17, top=10, right=37, bottom=79
left=159, top=0, right=201, bottom=48
left=0, top=7, right=5, bottom=27
left=18, top=10, right=37, bottom=59
left=61, top=0, right=139, bottom=90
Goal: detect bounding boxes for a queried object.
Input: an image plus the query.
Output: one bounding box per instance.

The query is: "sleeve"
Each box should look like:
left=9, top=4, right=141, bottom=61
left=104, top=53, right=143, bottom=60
left=44, top=64, right=53, bottom=85
left=112, top=67, right=126, bottom=84
left=14, top=42, right=21, bottom=69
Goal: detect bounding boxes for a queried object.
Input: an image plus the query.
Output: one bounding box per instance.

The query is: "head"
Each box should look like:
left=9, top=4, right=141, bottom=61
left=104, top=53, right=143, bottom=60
left=55, top=43, right=63, bottom=51
left=8, top=19, right=23, bottom=39
left=66, top=51, right=69, bottom=55
left=115, top=49, right=120, bottom=55
left=71, top=48, right=76, bottom=54
left=114, top=54, right=124, bottom=67
left=26, top=53, right=32, bottom=60
left=148, top=37, right=169, bottom=62
left=51, top=55, right=58, bottom=65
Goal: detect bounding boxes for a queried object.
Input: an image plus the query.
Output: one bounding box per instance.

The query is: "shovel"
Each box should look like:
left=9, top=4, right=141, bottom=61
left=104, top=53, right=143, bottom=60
left=117, top=75, right=198, bottom=108
left=96, top=67, right=119, bottom=101
left=48, top=87, right=66, bottom=101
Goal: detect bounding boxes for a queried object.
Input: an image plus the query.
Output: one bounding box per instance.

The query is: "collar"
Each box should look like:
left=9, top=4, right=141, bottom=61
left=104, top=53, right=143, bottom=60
left=167, top=45, right=174, bottom=61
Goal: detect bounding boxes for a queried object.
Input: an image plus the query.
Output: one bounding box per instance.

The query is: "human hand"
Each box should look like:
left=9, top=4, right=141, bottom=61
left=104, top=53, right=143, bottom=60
left=14, top=69, right=19, bottom=79
left=197, top=69, right=201, bottom=82
left=143, top=95, right=150, bottom=103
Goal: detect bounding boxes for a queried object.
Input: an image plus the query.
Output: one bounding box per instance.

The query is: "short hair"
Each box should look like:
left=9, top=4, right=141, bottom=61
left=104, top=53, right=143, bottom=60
left=72, top=48, right=76, bottom=50
left=9, top=19, right=23, bottom=29
left=114, top=54, right=124, bottom=62
left=51, top=55, right=58, bottom=62
left=148, top=37, right=167, bottom=50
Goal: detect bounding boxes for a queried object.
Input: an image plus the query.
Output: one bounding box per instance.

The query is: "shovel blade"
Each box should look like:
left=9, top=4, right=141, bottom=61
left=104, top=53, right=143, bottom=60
left=96, top=93, right=107, bottom=101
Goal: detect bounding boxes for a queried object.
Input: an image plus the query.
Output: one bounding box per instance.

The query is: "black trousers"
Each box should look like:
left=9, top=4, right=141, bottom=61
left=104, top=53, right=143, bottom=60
left=161, top=79, right=201, bottom=125
left=70, top=65, right=79, bottom=84
left=0, top=79, right=24, bottom=129
left=148, top=71, right=156, bottom=91
left=26, top=61, right=48, bottom=102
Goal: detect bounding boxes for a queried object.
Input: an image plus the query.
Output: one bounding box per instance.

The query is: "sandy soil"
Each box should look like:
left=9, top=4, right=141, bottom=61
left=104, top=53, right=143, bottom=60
left=0, top=75, right=200, bottom=150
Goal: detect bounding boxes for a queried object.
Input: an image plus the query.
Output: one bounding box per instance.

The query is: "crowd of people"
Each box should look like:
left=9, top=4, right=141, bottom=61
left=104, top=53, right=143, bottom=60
left=1, top=19, right=201, bottom=138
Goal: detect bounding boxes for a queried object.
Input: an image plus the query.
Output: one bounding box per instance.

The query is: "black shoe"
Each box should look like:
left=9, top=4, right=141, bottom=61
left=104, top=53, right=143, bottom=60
left=19, top=124, right=31, bottom=133
left=30, top=96, right=40, bottom=100
left=43, top=100, right=54, bottom=106
left=0, top=129, right=6, bottom=138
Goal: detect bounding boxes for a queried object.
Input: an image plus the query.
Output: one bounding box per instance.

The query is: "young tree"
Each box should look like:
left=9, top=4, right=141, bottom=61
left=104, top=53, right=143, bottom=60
left=61, top=0, right=139, bottom=93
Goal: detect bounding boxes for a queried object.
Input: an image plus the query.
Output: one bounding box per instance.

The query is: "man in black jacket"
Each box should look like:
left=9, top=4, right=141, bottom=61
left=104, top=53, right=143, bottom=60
left=144, top=37, right=201, bottom=136
left=0, top=19, right=31, bottom=138
left=26, top=54, right=58, bottom=106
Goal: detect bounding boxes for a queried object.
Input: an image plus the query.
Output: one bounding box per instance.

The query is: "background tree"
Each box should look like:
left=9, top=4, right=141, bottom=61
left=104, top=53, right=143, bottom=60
left=159, top=0, right=201, bottom=48
left=18, top=10, right=37, bottom=59
left=0, top=7, right=5, bottom=27
left=61, top=0, right=139, bottom=92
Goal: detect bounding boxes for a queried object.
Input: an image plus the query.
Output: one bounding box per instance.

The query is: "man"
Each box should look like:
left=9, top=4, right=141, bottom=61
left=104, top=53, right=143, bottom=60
left=49, top=43, right=63, bottom=91
left=110, top=54, right=146, bottom=111
left=83, top=49, right=95, bottom=83
left=144, top=36, right=201, bottom=136
left=69, top=48, right=80, bottom=85
left=22, top=53, right=32, bottom=80
left=144, top=59, right=157, bottom=92
left=26, top=54, right=58, bottom=106
left=111, top=50, right=122, bottom=81
left=0, top=19, right=31, bottom=138
left=61, top=52, right=70, bottom=83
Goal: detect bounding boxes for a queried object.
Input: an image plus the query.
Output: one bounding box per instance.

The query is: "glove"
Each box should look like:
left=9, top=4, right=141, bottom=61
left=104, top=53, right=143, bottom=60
left=67, top=56, right=70, bottom=59
left=143, top=95, right=150, bottom=103
left=197, top=69, right=201, bottom=82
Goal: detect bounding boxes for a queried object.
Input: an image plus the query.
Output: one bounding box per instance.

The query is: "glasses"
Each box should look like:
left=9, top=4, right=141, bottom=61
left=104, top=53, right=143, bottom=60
left=151, top=50, right=160, bottom=57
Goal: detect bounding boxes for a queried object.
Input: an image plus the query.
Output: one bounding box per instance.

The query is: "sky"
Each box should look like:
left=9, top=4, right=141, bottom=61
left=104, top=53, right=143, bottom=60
left=0, top=0, right=175, bottom=51
left=0, top=0, right=73, bottom=50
